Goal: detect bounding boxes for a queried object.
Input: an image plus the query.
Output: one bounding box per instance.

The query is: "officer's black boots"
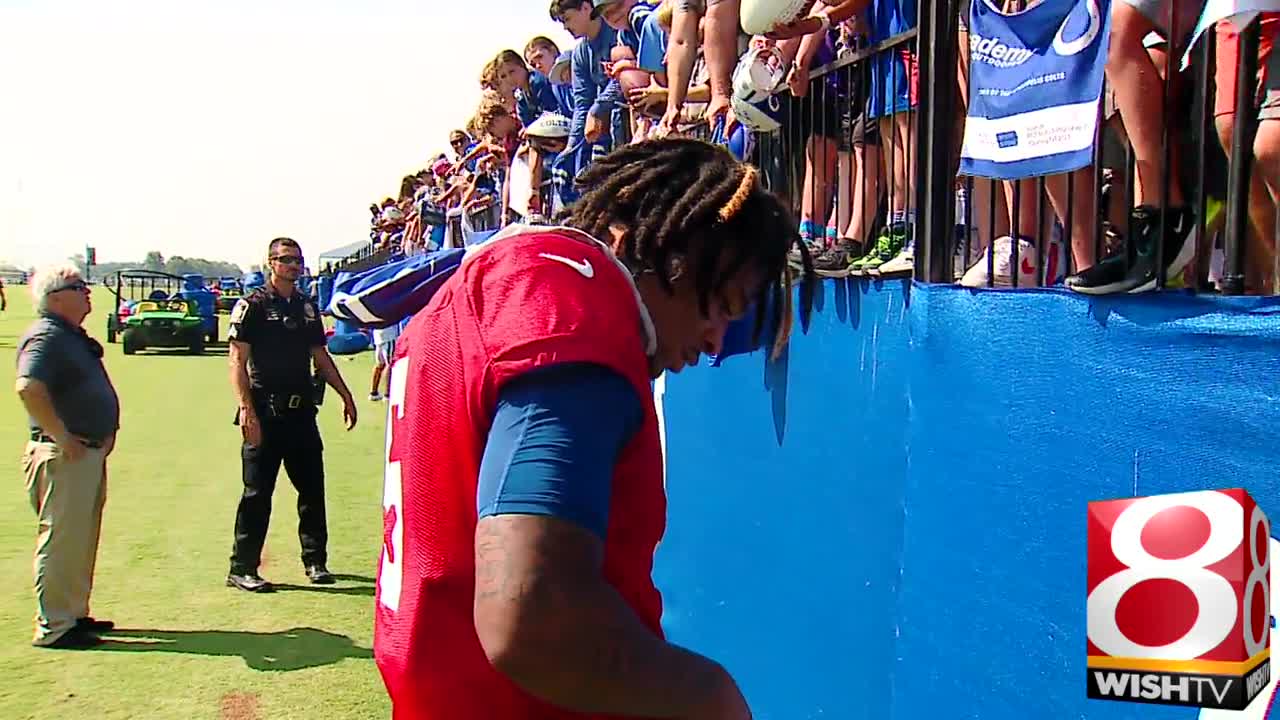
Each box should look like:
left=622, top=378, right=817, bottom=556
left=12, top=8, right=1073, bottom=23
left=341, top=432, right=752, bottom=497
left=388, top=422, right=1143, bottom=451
left=306, top=565, right=335, bottom=584
left=226, top=572, right=275, bottom=593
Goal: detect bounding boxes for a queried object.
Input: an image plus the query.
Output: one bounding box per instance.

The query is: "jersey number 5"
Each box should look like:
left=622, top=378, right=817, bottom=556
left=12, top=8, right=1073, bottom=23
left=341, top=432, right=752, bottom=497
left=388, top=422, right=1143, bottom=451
left=378, top=355, right=409, bottom=612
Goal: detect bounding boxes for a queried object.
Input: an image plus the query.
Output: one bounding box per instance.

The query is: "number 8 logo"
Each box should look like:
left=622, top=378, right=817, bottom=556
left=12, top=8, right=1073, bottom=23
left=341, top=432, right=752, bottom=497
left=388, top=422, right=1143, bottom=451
left=1088, top=491, right=1245, bottom=658
left=1244, top=504, right=1270, bottom=657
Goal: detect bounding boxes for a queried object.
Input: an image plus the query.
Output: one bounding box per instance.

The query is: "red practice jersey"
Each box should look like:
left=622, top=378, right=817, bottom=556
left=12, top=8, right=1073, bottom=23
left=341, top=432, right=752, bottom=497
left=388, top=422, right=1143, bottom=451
left=374, top=225, right=668, bottom=719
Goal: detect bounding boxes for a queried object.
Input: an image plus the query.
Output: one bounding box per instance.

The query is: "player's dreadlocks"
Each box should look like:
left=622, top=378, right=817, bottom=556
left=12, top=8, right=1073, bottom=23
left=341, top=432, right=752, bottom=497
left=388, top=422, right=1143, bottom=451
left=565, top=138, right=815, bottom=359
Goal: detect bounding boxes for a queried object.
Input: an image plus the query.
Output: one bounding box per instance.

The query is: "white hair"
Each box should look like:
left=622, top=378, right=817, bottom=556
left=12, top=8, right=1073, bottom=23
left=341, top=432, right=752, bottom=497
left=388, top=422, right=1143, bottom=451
left=30, top=263, right=84, bottom=312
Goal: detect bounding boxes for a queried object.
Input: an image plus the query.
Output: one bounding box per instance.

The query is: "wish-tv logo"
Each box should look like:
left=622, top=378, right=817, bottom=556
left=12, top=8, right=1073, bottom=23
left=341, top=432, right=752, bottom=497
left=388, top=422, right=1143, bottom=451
left=1087, top=489, right=1271, bottom=710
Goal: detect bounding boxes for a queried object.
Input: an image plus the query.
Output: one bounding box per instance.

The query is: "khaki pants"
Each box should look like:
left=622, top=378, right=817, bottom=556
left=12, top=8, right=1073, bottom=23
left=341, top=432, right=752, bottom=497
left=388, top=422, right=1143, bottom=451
left=21, top=441, right=107, bottom=646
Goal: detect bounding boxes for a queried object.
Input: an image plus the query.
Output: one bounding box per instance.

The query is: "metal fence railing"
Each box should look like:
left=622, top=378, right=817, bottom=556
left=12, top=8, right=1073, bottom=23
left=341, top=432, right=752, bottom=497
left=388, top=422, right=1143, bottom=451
left=334, top=1, right=1278, bottom=299
left=757, top=0, right=1277, bottom=296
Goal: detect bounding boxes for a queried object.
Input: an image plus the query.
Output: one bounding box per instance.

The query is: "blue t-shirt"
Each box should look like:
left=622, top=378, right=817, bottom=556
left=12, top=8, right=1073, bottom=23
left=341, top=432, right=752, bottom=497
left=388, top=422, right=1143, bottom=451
left=867, top=0, right=918, bottom=118
left=869, top=0, right=917, bottom=41
left=552, top=83, right=574, bottom=118
left=516, top=72, right=562, bottom=127
left=461, top=142, right=481, bottom=172
left=572, top=24, right=622, bottom=127
left=476, top=363, right=643, bottom=539
left=618, top=3, right=656, bottom=54
left=636, top=11, right=668, bottom=73
left=559, top=26, right=621, bottom=203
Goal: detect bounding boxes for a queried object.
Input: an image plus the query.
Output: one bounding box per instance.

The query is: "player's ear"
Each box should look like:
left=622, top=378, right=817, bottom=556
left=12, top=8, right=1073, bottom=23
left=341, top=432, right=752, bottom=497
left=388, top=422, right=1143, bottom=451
left=665, top=253, right=686, bottom=284
left=605, top=222, right=631, bottom=256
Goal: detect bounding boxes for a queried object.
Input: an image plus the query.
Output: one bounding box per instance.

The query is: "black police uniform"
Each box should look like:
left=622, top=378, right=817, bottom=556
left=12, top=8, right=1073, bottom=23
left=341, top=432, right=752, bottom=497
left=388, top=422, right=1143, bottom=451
left=226, top=286, right=329, bottom=579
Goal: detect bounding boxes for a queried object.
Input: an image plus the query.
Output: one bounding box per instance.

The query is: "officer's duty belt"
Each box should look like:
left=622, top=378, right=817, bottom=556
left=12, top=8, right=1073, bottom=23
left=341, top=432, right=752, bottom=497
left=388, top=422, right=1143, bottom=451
left=257, top=392, right=312, bottom=416
left=30, top=430, right=104, bottom=448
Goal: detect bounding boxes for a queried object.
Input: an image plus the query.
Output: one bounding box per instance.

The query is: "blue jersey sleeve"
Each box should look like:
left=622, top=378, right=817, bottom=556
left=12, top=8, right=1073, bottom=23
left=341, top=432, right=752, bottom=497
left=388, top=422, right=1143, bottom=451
left=570, top=41, right=597, bottom=139
left=476, top=363, right=643, bottom=540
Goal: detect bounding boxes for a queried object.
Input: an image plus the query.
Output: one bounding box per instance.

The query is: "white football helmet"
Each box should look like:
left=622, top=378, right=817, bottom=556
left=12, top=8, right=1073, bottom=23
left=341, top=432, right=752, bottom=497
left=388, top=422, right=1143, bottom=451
left=525, top=112, right=571, bottom=139
left=730, top=46, right=787, bottom=134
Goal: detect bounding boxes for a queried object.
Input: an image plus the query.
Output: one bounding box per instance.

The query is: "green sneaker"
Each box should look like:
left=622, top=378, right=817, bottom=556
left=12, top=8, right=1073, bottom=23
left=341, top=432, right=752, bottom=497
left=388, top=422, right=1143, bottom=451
left=850, top=223, right=909, bottom=274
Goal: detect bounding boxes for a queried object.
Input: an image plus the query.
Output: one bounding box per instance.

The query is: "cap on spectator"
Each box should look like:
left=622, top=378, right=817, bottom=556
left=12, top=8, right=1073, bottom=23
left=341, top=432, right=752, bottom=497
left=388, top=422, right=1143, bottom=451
left=525, top=112, right=572, bottom=139
left=590, top=0, right=621, bottom=18
left=431, top=157, right=452, bottom=176
left=550, top=51, right=573, bottom=85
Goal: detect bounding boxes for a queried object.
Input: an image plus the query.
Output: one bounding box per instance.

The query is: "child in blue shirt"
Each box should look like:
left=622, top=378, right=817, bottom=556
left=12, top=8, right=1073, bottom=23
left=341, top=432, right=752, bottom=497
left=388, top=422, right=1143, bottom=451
left=523, top=38, right=575, bottom=119
left=491, top=49, right=561, bottom=128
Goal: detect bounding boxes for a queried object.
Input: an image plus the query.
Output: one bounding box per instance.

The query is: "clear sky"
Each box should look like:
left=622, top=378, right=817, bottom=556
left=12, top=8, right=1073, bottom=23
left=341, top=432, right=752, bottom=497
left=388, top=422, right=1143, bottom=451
left=0, top=0, right=574, bottom=271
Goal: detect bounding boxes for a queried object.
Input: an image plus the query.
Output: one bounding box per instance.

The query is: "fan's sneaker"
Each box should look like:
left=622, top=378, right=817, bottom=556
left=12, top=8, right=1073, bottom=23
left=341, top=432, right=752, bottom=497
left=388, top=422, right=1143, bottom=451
left=1065, top=206, right=1196, bottom=295
left=813, top=243, right=862, bottom=278
left=850, top=223, right=909, bottom=274
left=872, top=242, right=915, bottom=276
left=959, top=236, right=1038, bottom=288
left=788, top=239, right=824, bottom=269
left=954, top=227, right=981, bottom=281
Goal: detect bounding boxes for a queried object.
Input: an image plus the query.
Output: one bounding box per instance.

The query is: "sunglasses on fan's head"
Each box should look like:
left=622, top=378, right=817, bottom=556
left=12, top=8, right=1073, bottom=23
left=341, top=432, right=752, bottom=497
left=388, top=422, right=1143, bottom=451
left=272, top=255, right=303, bottom=266
left=46, top=278, right=88, bottom=295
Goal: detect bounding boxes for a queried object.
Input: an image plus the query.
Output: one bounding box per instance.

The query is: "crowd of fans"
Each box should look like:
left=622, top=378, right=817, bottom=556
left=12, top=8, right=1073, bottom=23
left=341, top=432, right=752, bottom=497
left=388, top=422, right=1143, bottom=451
left=358, top=0, right=1279, bottom=296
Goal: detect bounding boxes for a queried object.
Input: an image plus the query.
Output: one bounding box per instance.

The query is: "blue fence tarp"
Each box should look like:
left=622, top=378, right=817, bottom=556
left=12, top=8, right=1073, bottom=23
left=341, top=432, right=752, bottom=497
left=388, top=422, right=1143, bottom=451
left=325, top=248, right=465, bottom=329
left=656, top=279, right=1280, bottom=720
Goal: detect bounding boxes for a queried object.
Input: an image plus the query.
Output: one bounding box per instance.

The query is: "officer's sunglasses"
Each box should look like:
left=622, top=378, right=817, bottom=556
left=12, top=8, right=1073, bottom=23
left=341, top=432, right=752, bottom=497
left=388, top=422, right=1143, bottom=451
left=271, top=255, right=303, bottom=266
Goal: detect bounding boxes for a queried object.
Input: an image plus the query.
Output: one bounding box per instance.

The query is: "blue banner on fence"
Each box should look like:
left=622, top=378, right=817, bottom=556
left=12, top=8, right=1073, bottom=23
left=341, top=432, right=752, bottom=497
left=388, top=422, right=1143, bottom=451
left=960, top=0, right=1111, bottom=180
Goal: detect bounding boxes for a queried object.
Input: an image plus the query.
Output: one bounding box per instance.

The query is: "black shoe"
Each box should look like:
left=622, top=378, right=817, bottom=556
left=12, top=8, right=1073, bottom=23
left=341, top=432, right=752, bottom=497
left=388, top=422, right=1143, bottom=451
left=1066, top=205, right=1195, bottom=295
left=788, top=239, right=823, bottom=269
left=306, top=565, right=336, bottom=585
left=40, top=629, right=102, bottom=649
left=813, top=243, right=862, bottom=278
left=226, top=572, right=275, bottom=593
left=76, top=617, right=114, bottom=633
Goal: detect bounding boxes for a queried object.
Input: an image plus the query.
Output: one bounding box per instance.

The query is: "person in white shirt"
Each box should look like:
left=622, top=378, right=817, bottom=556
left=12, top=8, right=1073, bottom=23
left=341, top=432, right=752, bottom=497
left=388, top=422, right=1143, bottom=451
left=368, top=321, right=402, bottom=401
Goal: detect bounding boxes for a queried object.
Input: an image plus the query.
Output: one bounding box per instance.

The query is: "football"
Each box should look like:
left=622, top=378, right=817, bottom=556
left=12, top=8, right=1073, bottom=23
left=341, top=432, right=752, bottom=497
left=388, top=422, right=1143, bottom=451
left=740, top=0, right=817, bottom=36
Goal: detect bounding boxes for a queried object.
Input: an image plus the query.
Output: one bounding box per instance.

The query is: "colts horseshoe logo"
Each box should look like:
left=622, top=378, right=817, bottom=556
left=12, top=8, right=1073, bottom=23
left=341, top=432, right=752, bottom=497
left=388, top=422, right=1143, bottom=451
left=1053, top=0, right=1102, bottom=57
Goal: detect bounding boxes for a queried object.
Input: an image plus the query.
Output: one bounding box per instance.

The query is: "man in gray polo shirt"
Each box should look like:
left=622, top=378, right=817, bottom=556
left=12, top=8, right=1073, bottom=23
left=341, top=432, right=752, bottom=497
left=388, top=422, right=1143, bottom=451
left=15, top=263, right=120, bottom=649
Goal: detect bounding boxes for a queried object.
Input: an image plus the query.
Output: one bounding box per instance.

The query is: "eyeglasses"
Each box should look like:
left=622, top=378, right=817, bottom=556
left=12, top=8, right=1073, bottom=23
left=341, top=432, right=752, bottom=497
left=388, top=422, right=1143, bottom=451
left=46, top=279, right=88, bottom=295
left=272, top=255, right=303, bottom=266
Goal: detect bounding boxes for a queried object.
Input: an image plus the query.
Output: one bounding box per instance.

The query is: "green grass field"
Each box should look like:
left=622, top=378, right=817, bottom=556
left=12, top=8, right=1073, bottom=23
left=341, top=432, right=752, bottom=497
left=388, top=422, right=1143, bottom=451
left=0, top=286, right=392, bottom=719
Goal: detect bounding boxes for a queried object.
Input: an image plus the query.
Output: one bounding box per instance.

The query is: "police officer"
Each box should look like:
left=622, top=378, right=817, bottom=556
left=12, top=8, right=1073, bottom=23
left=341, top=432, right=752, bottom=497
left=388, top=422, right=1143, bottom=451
left=225, top=237, right=357, bottom=593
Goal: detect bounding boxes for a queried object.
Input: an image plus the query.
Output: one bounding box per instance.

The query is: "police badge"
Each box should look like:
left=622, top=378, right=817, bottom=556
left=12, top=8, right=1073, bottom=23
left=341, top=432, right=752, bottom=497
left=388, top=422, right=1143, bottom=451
left=304, top=303, right=317, bottom=321
left=230, top=299, right=249, bottom=323
left=228, top=299, right=249, bottom=340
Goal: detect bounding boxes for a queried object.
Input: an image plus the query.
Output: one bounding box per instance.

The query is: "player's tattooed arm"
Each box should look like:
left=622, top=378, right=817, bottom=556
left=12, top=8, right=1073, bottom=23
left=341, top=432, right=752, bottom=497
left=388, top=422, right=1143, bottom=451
left=474, top=515, right=751, bottom=719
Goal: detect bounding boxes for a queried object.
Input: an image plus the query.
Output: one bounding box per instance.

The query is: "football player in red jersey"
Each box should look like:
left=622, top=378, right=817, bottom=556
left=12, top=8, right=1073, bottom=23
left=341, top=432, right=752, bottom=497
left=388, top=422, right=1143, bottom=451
left=375, top=138, right=814, bottom=720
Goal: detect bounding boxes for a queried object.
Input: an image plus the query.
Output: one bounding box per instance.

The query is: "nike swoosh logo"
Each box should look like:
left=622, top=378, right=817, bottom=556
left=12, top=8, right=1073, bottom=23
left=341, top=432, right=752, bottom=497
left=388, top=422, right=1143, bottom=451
left=539, top=253, right=595, bottom=278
